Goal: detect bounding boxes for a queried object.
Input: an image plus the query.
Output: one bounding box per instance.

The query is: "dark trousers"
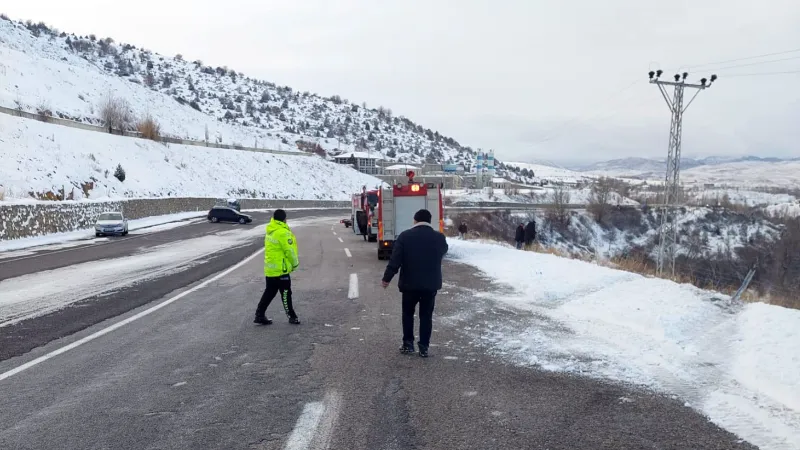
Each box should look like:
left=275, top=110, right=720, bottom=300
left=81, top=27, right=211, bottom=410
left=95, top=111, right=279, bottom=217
left=402, top=291, right=437, bottom=348
left=255, top=275, right=297, bottom=319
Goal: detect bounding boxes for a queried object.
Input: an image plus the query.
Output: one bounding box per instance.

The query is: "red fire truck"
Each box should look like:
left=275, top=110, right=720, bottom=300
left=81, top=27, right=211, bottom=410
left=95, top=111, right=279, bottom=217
left=351, top=186, right=379, bottom=242
left=376, top=171, right=444, bottom=260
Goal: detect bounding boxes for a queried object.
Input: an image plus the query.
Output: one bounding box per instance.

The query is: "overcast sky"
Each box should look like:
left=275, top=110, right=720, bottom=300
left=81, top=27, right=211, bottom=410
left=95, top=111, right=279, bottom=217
left=3, top=1, right=800, bottom=165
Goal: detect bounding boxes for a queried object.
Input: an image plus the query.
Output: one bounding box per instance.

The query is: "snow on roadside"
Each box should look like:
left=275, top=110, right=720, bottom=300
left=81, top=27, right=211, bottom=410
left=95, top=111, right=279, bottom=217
left=445, top=239, right=800, bottom=450
left=0, top=215, right=329, bottom=326
left=0, top=114, right=381, bottom=202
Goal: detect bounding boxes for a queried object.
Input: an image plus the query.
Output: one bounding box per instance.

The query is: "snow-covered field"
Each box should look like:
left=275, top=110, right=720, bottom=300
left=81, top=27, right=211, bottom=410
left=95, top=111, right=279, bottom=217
left=0, top=114, right=381, bottom=201
left=445, top=187, right=639, bottom=206
left=0, top=215, right=329, bottom=326
left=766, top=202, right=800, bottom=218
left=446, top=239, right=800, bottom=450
left=682, top=161, right=800, bottom=189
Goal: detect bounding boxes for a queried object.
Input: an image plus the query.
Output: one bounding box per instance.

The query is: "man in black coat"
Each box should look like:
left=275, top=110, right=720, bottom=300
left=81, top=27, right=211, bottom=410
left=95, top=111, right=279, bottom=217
left=382, top=209, right=449, bottom=357
left=514, top=223, right=525, bottom=249
left=524, top=220, right=537, bottom=250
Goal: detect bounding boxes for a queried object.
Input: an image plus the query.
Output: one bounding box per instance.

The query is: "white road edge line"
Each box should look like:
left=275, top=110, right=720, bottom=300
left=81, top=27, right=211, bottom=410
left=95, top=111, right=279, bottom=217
left=285, top=391, right=341, bottom=450
left=332, top=231, right=337, bottom=236
left=0, top=248, right=264, bottom=382
left=348, top=273, right=359, bottom=299
left=344, top=248, right=352, bottom=258
left=337, top=237, right=343, bottom=243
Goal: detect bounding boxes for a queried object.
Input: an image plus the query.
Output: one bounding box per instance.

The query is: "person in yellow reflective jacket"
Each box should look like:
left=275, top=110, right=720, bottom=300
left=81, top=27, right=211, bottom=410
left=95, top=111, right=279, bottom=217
left=254, top=209, right=301, bottom=325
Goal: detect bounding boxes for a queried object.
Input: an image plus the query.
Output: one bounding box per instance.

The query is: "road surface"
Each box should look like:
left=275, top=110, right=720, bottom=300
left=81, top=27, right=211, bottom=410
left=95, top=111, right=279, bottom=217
left=0, top=212, right=756, bottom=449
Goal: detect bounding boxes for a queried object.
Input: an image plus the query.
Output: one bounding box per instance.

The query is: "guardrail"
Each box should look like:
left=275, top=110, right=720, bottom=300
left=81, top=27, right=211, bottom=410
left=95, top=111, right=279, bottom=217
left=0, top=105, right=310, bottom=157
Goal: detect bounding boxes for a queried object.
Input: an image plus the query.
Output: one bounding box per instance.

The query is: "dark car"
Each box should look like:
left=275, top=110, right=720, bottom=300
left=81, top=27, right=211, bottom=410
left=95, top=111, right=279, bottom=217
left=208, top=206, right=252, bottom=224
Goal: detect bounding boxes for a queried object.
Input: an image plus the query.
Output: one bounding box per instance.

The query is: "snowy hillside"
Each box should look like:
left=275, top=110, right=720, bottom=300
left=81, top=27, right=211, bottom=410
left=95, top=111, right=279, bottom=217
left=0, top=18, right=475, bottom=165
left=504, top=161, right=590, bottom=184
left=580, top=156, right=799, bottom=181
left=447, top=239, right=800, bottom=450
left=0, top=114, right=382, bottom=201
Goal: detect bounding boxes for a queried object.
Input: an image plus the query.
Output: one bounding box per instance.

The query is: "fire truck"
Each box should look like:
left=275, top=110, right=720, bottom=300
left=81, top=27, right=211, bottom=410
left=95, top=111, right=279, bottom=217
left=376, top=171, right=444, bottom=260
left=351, top=186, right=379, bottom=242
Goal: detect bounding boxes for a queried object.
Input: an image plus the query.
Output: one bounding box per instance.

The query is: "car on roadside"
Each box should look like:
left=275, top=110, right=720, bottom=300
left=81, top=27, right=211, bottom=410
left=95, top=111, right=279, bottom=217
left=95, top=212, right=129, bottom=237
left=207, top=206, right=253, bottom=224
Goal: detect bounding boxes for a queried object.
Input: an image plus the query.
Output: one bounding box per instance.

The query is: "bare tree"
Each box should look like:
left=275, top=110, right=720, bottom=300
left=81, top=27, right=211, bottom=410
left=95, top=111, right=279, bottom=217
left=547, top=185, right=571, bottom=226
left=588, top=177, right=614, bottom=223
left=136, top=113, right=161, bottom=141
left=99, top=92, right=133, bottom=133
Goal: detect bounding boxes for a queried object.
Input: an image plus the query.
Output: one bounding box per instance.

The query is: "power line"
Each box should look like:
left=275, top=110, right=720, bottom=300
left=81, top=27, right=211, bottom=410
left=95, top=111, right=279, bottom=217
left=703, top=55, right=800, bottom=72
left=724, top=69, right=800, bottom=78
left=683, top=47, right=800, bottom=71
left=529, top=79, right=643, bottom=148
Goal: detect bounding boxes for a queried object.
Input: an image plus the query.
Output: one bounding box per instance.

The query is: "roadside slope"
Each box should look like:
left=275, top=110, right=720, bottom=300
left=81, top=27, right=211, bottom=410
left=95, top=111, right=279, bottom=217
left=0, top=114, right=381, bottom=200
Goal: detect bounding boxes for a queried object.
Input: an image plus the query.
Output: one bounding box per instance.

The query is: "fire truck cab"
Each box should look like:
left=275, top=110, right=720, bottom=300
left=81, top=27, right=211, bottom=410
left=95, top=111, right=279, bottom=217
left=377, top=171, right=444, bottom=260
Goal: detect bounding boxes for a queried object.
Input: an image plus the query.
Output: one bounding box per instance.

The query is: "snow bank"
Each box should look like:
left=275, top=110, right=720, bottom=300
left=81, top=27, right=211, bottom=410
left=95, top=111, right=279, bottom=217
left=446, top=239, right=800, bottom=450
left=0, top=114, right=381, bottom=201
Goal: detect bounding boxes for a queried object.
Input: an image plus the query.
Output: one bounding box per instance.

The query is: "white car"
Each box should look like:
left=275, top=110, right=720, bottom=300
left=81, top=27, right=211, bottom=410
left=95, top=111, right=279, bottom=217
left=95, top=212, right=129, bottom=237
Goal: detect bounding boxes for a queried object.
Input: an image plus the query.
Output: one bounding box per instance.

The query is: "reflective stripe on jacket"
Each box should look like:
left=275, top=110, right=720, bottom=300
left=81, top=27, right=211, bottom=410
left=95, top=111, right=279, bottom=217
left=264, top=218, right=299, bottom=277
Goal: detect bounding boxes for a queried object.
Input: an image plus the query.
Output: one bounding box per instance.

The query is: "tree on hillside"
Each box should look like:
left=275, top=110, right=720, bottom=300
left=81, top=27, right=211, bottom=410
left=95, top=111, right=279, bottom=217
left=547, top=185, right=571, bottom=228
left=99, top=93, right=133, bottom=133
left=588, top=177, right=615, bottom=223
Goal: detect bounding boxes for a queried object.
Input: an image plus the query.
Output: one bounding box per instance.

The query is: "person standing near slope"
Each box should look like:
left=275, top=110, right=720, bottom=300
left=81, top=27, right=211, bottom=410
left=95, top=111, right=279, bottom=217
left=381, top=209, right=449, bottom=358
left=514, top=223, right=525, bottom=249
left=254, top=209, right=301, bottom=325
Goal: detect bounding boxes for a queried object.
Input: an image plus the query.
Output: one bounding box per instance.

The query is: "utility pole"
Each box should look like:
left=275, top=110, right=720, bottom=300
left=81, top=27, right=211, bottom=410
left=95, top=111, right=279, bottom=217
left=649, top=70, right=717, bottom=276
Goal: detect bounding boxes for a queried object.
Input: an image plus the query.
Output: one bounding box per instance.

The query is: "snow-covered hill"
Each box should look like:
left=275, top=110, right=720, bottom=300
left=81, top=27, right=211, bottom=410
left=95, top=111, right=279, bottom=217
left=0, top=114, right=381, bottom=201
left=0, top=18, right=475, bottom=166
left=503, top=161, right=590, bottom=184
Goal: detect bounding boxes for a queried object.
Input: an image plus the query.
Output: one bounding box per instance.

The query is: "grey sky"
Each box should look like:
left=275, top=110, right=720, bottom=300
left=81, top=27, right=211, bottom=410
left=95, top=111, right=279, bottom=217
left=3, top=0, right=800, bottom=164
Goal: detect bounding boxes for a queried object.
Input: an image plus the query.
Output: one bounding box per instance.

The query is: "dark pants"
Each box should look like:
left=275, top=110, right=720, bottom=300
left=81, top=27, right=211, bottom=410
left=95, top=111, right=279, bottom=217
left=402, top=291, right=437, bottom=349
left=255, top=275, right=297, bottom=319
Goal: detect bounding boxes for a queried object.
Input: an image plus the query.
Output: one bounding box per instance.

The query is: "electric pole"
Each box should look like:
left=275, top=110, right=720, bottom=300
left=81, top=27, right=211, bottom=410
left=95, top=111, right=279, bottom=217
left=648, top=70, right=717, bottom=276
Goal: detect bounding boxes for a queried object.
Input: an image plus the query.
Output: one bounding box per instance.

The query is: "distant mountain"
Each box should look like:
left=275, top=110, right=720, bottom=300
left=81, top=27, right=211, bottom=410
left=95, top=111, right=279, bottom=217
left=575, top=155, right=797, bottom=177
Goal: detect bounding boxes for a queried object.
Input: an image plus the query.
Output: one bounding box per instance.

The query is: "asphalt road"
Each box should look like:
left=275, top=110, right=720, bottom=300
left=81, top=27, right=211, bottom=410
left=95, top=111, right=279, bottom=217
left=0, top=217, right=756, bottom=449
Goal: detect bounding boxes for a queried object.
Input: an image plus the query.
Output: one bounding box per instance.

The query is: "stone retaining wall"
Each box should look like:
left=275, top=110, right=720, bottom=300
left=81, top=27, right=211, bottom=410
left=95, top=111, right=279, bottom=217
left=0, top=198, right=348, bottom=241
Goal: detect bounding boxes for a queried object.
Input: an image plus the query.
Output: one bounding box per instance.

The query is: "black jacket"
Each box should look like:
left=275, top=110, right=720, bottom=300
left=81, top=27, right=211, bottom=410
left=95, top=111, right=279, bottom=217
left=383, top=223, right=449, bottom=292
left=515, top=225, right=525, bottom=242
left=524, top=221, right=536, bottom=243
left=458, top=223, right=467, bottom=233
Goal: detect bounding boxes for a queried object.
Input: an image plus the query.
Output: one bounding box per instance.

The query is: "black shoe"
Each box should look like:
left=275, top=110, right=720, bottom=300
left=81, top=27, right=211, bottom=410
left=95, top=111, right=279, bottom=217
left=400, top=342, right=415, bottom=354
left=418, top=346, right=429, bottom=358
left=289, top=317, right=301, bottom=325
left=254, top=317, right=273, bottom=325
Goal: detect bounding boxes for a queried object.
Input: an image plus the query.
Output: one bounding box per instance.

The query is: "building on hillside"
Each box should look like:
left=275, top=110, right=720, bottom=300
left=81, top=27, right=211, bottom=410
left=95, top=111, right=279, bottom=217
left=332, top=151, right=384, bottom=175
left=492, top=177, right=509, bottom=190
left=384, top=164, right=421, bottom=176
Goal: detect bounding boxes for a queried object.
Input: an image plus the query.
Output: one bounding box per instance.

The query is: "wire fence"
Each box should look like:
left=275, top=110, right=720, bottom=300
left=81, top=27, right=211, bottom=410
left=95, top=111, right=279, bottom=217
left=0, top=105, right=310, bottom=157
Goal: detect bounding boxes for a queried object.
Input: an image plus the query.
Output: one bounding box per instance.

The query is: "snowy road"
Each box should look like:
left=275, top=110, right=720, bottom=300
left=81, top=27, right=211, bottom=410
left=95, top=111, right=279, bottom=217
left=0, top=219, right=755, bottom=449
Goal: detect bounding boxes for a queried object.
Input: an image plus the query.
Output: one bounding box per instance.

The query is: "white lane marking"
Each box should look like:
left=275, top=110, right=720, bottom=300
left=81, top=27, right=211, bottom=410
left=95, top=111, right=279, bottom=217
left=173, top=381, right=187, bottom=387
left=285, top=391, right=341, bottom=450
left=344, top=248, right=352, bottom=258
left=348, top=273, right=359, bottom=299
left=0, top=248, right=264, bottom=382
left=337, top=237, right=343, bottom=243
left=332, top=231, right=337, bottom=236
